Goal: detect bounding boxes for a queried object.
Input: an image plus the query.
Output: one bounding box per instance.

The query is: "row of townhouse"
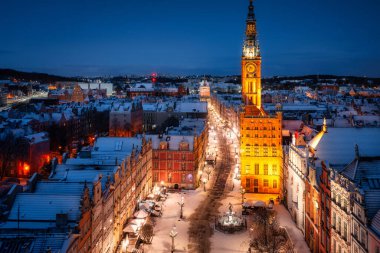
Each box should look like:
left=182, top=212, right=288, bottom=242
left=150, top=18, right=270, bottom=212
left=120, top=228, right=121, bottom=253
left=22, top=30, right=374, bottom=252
left=210, top=93, right=241, bottom=132
left=0, top=136, right=153, bottom=253
left=330, top=152, right=380, bottom=253
left=284, top=125, right=380, bottom=253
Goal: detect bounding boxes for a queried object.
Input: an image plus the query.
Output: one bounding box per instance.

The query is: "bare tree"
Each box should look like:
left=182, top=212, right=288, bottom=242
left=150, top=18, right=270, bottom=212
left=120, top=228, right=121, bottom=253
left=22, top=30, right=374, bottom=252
left=140, top=223, right=154, bottom=244
left=250, top=208, right=291, bottom=253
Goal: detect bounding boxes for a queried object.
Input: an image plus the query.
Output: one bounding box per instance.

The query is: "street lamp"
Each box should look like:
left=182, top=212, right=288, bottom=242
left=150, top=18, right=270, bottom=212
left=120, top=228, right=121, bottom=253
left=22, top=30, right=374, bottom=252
left=177, top=195, right=185, bottom=219
left=202, top=178, right=208, bottom=192
left=121, top=236, right=129, bottom=253
left=240, top=186, right=246, bottom=204
left=160, top=180, right=165, bottom=188
left=205, top=166, right=212, bottom=180
left=169, top=224, right=178, bottom=253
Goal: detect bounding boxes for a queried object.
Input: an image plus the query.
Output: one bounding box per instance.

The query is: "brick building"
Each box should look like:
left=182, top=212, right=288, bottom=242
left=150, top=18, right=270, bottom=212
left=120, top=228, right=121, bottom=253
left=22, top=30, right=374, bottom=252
left=147, top=118, right=207, bottom=189
left=0, top=136, right=152, bottom=253
left=17, top=132, right=50, bottom=177
left=109, top=101, right=143, bottom=137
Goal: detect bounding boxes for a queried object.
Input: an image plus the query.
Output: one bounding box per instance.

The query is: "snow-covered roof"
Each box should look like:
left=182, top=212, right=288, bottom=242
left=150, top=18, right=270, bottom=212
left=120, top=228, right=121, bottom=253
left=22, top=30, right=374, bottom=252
left=24, top=132, right=49, bottom=144
left=2, top=194, right=81, bottom=229
left=282, top=120, right=303, bottom=132
left=371, top=210, right=380, bottom=237
left=91, top=137, right=143, bottom=162
left=51, top=165, right=115, bottom=184
left=173, top=118, right=206, bottom=135
left=147, top=134, right=194, bottom=151
left=315, top=128, right=380, bottom=166
left=111, top=102, right=133, bottom=112
left=264, top=103, right=327, bottom=112
left=175, top=102, right=207, bottom=113
left=34, top=181, right=92, bottom=196
left=142, top=103, right=157, bottom=111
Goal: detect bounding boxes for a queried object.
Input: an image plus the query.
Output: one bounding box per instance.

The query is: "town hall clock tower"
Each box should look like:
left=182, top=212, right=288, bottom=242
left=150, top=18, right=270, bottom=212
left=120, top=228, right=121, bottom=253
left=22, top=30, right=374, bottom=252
left=242, top=0, right=261, bottom=108
left=240, top=0, right=283, bottom=196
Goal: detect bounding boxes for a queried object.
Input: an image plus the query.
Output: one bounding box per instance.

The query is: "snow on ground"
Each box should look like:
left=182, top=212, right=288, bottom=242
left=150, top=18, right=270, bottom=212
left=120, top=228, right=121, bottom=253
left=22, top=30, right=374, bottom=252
left=210, top=115, right=251, bottom=253
left=210, top=183, right=311, bottom=253
left=275, top=205, right=311, bottom=253
left=146, top=102, right=310, bottom=253
left=210, top=178, right=251, bottom=253
left=145, top=188, right=208, bottom=252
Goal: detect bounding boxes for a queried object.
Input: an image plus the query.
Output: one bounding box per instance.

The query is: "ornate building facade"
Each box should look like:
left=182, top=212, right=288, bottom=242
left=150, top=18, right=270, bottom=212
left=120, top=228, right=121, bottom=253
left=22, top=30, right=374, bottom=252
left=148, top=119, right=208, bottom=190
left=286, top=135, right=309, bottom=234
left=240, top=0, right=283, bottom=195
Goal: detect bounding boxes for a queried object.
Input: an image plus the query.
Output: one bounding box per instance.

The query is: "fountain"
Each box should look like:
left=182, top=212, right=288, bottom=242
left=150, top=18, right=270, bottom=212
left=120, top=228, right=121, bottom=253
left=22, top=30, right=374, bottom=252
left=215, top=203, right=246, bottom=233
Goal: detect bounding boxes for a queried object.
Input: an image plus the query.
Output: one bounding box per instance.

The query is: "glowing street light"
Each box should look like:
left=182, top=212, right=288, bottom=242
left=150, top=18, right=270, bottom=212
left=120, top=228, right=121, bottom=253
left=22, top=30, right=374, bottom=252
left=121, top=236, right=129, bottom=253
left=202, top=177, right=208, bottom=192
left=169, top=224, right=178, bottom=253
left=204, top=166, right=212, bottom=180
left=177, top=195, right=185, bottom=219
left=240, top=186, right=246, bottom=204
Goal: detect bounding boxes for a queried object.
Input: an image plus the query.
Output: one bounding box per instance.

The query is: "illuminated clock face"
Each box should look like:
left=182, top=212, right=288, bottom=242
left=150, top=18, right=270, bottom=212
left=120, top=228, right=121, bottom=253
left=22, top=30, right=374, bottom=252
left=246, top=63, right=256, bottom=74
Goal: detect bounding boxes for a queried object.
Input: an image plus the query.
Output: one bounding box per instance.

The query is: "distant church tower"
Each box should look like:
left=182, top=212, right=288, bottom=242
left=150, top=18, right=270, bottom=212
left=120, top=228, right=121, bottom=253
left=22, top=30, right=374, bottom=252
left=240, top=0, right=283, bottom=196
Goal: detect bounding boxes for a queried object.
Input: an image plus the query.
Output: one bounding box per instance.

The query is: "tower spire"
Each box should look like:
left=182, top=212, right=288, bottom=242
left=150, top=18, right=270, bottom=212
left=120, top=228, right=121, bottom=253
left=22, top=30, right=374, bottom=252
left=242, top=0, right=261, bottom=107
left=247, top=0, right=255, bottom=21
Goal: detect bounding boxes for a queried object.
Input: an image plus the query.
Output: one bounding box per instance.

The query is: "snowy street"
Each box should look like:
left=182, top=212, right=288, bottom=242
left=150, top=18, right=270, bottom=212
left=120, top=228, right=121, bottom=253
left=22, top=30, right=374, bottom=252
left=145, top=103, right=310, bottom=253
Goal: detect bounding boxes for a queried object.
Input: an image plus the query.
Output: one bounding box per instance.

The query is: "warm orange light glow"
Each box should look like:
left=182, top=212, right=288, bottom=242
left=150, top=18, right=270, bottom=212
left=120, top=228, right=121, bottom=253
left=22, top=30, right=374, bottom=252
left=44, top=155, right=51, bottom=163
left=23, top=163, right=30, bottom=172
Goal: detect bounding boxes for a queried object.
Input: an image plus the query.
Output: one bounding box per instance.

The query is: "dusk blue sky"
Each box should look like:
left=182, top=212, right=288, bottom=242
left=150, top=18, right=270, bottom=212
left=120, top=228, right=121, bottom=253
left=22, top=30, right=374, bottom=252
left=1, top=0, right=380, bottom=77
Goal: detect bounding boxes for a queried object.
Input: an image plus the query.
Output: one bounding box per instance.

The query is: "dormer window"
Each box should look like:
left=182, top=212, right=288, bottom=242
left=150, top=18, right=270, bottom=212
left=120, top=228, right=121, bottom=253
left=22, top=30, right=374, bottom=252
left=179, top=141, right=189, bottom=151
left=159, top=141, right=168, bottom=150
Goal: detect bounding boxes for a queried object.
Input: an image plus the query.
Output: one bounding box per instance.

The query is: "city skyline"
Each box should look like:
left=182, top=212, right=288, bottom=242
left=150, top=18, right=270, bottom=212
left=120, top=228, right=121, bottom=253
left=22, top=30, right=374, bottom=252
left=0, top=1, right=380, bottom=252
left=1, top=0, right=380, bottom=77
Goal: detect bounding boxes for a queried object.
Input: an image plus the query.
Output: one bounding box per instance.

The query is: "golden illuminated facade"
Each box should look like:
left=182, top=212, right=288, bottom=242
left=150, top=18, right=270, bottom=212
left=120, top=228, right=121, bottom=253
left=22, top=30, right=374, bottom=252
left=240, top=0, right=283, bottom=195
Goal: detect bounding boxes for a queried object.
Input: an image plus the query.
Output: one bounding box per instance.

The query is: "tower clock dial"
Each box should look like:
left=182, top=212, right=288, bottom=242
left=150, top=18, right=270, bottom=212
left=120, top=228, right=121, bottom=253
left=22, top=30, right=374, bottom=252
left=246, top=63, right=256, bottom=74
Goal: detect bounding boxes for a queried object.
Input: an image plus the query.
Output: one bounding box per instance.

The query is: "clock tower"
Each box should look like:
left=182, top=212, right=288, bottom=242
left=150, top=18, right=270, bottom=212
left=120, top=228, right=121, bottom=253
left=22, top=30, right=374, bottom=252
left=242, top=0, right=261, bottom=108
left=240, top=0, right=283, bottom=197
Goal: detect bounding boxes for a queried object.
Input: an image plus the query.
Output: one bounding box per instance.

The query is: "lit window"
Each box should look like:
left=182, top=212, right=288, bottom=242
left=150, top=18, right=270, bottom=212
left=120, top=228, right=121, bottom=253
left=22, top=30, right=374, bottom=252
left=255, top=164, right=259, bottom=175
left=254, top=147, right=259, bottom=156
left=272, top=165, right=277, bottom=175
left=246, top=178, right=251, bottom=188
